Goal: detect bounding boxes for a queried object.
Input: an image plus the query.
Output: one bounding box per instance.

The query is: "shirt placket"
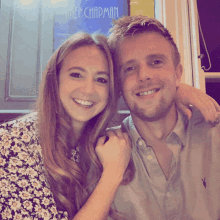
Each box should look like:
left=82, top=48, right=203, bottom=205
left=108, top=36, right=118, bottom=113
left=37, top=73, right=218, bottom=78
left=137, top=138, right=168, bottom=211
left=163, top=135, right=184, bottom=220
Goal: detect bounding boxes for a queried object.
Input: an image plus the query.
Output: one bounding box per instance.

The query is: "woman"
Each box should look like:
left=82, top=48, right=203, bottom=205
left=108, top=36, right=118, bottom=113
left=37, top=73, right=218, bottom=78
left=0, top=32, right=219, bottom=220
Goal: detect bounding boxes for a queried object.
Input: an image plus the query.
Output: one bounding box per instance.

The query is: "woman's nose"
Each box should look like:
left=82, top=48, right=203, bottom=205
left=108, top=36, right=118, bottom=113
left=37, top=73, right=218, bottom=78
left=83, top=79, right=95, bottom=94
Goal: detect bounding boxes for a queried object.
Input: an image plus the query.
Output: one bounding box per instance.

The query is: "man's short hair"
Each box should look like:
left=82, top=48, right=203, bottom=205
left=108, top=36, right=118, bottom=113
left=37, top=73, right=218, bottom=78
left=108, top=15, right=181, bottom=69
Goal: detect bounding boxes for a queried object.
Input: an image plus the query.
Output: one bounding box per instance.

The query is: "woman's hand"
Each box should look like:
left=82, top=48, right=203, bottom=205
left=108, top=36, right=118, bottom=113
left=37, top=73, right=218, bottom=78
left=95, top=129, right=132, bottom=182
left=73, top=130, right=131, bottom=220
left=176, top=83, right=220, bottom=123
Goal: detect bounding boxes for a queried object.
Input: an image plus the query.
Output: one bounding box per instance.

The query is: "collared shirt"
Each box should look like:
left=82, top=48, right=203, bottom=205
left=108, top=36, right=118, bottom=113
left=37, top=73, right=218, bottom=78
left=131, top=110, right=188, bottom=217
left=110, top=109, right=220, bottom=220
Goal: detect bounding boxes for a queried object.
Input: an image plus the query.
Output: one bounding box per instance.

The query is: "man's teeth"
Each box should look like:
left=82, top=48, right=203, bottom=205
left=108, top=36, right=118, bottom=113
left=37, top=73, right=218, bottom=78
left=138, top=89, right=157, bottom=96
left=74, top=99, right=94, bottom=106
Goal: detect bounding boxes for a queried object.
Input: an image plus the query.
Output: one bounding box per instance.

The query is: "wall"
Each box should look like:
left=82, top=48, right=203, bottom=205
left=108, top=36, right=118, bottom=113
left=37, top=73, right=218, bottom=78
left=130, top=0, right=154, bottom=17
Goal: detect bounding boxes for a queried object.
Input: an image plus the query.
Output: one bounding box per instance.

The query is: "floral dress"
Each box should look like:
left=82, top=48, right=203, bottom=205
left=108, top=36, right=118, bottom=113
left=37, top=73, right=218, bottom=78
left=0, top=113, right=68, bottom=220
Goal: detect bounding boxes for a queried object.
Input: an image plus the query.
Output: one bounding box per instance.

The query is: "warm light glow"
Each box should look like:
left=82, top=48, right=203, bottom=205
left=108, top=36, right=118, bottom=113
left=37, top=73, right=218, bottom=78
left=20, top=0, right=33, bottom=6
left=50, top=0, right=67, bottom=4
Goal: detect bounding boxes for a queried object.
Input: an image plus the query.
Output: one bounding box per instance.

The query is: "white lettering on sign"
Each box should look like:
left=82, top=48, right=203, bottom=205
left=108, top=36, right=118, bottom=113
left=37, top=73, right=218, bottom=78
left=74, top=7, right=119, bottom=19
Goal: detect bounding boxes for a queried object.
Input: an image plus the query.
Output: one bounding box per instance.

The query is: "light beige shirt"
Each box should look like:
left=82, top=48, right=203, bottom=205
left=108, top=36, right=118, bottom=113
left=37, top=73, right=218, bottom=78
left=109, top=108, right=220, bottom=220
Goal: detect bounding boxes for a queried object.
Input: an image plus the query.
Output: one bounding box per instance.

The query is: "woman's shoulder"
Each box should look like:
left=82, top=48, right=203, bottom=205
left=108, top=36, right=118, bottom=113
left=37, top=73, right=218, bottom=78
left=0, top=113, right=69, bottom=219
left=0, top=112, right=38, bottom=138
left=0, top=111, right=38, bottom=131
left=0, top=112, right=41, bottom=159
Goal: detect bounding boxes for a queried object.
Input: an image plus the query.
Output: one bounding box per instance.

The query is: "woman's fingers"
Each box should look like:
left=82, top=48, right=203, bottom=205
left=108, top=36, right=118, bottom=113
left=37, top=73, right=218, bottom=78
left=96, top=136, right=107, bottom=147
left=209, top=97, right=220, bottom=112
left=199, top=97, right=218, bottom=123
left=176, top=83, right=220, bottom=123
left=176, top=102, right=191, bottom=119
left=122, top=132, right=132, bottom=148
left=106, top=128, right=127, bottom=140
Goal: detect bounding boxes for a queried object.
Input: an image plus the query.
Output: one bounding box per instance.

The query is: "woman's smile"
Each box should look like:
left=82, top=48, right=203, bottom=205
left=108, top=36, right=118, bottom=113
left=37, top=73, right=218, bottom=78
left=73, top=98, right=95, bottom=108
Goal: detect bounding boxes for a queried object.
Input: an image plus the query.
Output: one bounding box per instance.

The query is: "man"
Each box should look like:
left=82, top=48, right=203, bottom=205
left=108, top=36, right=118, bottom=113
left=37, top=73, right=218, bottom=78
left=108, top=15, right=220, bottom=219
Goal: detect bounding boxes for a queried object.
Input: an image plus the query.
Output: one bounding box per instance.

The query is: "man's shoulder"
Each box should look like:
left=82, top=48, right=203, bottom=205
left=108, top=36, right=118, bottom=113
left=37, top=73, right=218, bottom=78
left=189, top=107, right=220, bottom=132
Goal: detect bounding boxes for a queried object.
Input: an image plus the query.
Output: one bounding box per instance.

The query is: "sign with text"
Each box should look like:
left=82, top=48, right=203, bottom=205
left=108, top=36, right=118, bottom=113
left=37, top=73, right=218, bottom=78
left=54, top=0, right=128, bottom=50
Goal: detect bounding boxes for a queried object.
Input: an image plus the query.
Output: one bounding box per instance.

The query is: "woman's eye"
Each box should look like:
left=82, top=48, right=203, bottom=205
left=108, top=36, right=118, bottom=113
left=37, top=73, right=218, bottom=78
left=125, top=66, right=135, bottom=73
left=70, top=73, right=81, bottom=78
left=97, top=77, right=108, bottom=84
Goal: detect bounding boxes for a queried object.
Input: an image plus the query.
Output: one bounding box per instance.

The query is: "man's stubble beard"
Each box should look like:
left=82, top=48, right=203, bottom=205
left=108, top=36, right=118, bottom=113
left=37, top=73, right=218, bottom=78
left=130, top=96, right=176, bottom=122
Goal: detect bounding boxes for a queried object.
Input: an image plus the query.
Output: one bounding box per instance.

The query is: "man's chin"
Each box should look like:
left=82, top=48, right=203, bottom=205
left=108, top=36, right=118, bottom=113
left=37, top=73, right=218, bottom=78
left=131, top=103, right=174, bottom=122
left=132, top=110, right=164, bottom=122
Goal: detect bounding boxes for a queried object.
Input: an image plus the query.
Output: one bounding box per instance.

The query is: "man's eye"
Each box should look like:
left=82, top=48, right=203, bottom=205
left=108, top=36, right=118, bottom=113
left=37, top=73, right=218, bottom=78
left=97, top=77, right=108, bottom=84
left=151, top=60, right=163, bottom=65
left=70, top=73, right=81, bottom=78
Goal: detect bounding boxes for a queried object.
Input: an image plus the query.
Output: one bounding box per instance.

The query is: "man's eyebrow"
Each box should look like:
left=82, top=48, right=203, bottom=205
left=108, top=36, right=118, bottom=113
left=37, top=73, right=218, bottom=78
left=119, top=59, right=136, bottom=71
left=146, top=54, right=167, bottom=60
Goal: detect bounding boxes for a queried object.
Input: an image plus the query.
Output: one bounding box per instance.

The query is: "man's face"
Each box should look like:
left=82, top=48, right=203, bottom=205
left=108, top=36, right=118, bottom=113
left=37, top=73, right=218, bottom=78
left=117, top=32, right=182, bottom=122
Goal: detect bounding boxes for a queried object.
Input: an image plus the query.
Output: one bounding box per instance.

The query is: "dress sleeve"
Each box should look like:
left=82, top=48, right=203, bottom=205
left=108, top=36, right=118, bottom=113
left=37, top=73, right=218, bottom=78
left=0, top=117, right=69, bottom=220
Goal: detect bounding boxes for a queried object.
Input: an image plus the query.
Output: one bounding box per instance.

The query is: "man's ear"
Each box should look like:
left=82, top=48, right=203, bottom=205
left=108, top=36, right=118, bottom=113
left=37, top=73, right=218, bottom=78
left=175, top=64, right=183, bottom=87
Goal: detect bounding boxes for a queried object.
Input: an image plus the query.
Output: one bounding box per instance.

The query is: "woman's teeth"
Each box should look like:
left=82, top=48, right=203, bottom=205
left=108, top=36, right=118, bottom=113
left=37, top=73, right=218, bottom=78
left=137, top=89, right=157, bottom=96
left=74, top=98, right=94, bottom=107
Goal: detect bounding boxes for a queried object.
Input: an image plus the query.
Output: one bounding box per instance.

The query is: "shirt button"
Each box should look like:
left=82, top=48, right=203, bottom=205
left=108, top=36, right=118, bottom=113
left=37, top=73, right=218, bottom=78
left=166, top=192, right=171, bottom=198
left=147, top=155, right=152, bottom=160
left=138, top=140, right=143, bottom=146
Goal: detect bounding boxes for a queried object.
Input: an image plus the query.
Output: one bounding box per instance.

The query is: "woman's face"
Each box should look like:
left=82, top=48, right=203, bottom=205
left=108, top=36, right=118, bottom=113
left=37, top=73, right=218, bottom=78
left=59, top=45, right=109, bottom=130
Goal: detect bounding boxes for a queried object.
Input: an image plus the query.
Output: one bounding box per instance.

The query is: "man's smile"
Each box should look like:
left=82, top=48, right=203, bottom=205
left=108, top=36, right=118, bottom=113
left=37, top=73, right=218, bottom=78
left=136, top=88, right=160, bottom=96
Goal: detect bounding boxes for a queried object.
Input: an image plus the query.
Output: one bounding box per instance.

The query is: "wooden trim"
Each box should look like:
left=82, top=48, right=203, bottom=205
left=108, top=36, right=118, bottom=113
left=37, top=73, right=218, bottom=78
left=155, top=0, right=166, bottom=26
left=5, top=6, right=14, bottom=101
left=5, top=96, right=36, bottom=102
left=188, top=0, right=220, bottom=91
left=127, top=0, right=130, bottom=16
left=36, top=0, right=42, bottom=94
left=0, top=110, right=32, bottom=113
left=205, top=73, right=220, bottom=79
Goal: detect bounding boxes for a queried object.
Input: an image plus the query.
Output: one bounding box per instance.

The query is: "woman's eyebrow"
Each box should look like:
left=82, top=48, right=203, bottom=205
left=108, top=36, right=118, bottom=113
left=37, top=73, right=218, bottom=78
left=67, top=66, right=85, bottom=72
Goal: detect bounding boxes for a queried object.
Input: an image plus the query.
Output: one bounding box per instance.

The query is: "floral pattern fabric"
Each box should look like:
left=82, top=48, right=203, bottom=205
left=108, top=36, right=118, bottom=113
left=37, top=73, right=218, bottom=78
left=0, top=113, right=68, bottom=220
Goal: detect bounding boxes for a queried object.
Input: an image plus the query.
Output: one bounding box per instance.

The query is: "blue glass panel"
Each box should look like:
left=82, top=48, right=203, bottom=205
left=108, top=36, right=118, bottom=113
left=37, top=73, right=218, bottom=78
left=54, top=0, right=128, bottom=50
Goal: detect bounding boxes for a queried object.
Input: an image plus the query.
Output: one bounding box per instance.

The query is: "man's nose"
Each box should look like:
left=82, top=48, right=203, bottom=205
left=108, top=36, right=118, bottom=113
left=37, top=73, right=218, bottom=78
left=138, top=63, right=152, bottom=82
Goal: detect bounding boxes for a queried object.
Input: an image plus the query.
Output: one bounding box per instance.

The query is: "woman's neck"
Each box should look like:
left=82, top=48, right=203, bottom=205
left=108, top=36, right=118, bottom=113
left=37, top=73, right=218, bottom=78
left=71, top=120, right=86, bottom=145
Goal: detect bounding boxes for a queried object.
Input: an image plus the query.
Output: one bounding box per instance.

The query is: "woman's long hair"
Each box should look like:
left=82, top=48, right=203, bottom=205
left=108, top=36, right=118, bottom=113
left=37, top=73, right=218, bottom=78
left=35, top=32, right=125, bottom=219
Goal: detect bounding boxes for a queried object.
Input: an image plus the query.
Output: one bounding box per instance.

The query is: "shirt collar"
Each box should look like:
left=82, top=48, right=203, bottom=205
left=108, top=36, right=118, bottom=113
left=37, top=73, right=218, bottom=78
left=122, top=110, right=188, bottom=149
left=167, top=109, right=189, bottom=147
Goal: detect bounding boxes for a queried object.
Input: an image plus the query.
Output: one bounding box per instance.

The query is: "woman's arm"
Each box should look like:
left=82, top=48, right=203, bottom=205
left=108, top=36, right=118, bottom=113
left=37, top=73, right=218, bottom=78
left=176, top=83, right=220, bottom=123
left=72, top=129, right=131, bottom=220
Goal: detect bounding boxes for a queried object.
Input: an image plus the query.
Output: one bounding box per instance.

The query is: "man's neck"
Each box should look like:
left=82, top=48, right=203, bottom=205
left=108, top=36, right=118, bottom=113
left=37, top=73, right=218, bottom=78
left=131, top=105, right=178, bottom=180
left=131, top=105, right=178, bottom=146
